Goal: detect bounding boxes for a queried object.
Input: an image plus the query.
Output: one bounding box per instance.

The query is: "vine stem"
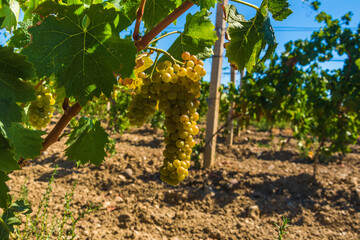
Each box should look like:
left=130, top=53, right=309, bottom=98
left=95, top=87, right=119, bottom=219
left=133, top=0, right=147, bottom=41
left=41, top=103, right=82, bottom=152
left=0, top=217, right=16, bottom=239
left=230, top=0, right=260, bottom=11
left=136, top=0, right=194, bottom=51
left=149, top=31, right=182, bottom=45
left=146, top=46, right=183, bottom=64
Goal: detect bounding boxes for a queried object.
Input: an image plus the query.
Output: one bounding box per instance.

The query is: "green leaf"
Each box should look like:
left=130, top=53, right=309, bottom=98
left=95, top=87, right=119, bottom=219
left=105, top=0, right=140, bottom=22
left=224, top=5, right=277, bottom=72
left=0, top=199, right=31, bottom=239
left=7, top=123, right=44, bottom=160
left=8, top=18, right=37, bottom=48
left=0, top=46, right=36, bottom=128
left=143, top=0, right=177, bottom=31
left=356, top=58, right=360, bottom=70
left=190, top=0, right=217, bottom=10
left=23, top=0, right=44, bottom=21
left=65, top=117, right=109, bottom=166
left=267, top=0, right=293, bottom=21
left=0, top=0, right=20, bottom=31
left=163, top=10, right=217, bottom=61
left=22, top=2, right=137, bottom=105
left=0, top=171, right=10, bottom=209
left=0, top=132, right=19, bottom=173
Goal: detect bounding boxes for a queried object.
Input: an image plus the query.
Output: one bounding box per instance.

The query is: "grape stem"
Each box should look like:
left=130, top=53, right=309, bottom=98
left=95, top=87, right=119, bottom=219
left=35, top=79, right=45, bottom=89
left=133, top=0, right=147, bottom=42
left=230, top=0, right=260, bottom=11
left=146, top=46, right=183, bottom=65
left=150, top=52, right=160, bottom=78
left=136, top=0, right=194, bottom=51
left=149, top=31, right=182, bottom=45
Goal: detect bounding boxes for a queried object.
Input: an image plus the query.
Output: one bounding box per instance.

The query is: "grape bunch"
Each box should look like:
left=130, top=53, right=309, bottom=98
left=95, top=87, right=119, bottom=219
left=127, top=51, right=205, bottom=185
left=28, top=84, right=55, bottom=129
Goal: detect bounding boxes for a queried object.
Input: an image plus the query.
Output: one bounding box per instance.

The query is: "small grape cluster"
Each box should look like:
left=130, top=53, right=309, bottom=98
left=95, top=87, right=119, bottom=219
left=127, top=52, right=205, bottom=185
left=28, top=85, right=55, bottom=129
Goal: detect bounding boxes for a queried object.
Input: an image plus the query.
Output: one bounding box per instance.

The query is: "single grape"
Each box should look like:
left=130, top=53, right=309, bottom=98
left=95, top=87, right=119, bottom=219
left=181, top=52, right=191, bottom=60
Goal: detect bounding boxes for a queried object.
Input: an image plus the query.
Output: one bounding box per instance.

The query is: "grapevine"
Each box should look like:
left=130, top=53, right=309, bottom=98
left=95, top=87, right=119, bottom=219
left=0, top=0, right=293, bottom=236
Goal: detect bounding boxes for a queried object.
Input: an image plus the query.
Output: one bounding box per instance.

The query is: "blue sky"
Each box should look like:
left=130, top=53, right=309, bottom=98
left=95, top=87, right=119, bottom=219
left=1, top=0, right=360, bottom=86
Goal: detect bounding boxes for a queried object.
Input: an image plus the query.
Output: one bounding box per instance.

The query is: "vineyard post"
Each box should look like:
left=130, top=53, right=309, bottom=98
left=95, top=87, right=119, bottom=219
left=203, top=0, right=228, bottom=168
left=226, top=67, right=236, bottom=147
left=236, top=70, right=245, bottom=137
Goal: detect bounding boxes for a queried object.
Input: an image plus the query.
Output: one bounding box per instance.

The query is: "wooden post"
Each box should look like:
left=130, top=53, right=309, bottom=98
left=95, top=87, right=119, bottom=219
left=203, top=0, right=228, bottom=168
left=226, top=67, right=236, bottom=147
left=236, top=70, right=245, bottom=137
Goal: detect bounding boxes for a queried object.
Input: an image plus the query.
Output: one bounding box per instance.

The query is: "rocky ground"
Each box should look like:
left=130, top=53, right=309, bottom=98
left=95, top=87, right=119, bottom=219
left=7, top=117, right=360, bottom=239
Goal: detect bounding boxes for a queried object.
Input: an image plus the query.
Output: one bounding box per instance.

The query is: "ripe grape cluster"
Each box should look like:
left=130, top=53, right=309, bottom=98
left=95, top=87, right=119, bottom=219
left=127, top=52, right=205, bottom=185
left=28, top=85, right=55, bottom=129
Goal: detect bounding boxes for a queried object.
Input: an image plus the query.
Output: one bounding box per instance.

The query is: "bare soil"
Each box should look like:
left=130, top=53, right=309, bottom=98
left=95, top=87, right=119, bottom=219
left=8, top=116, right=360, bottom=240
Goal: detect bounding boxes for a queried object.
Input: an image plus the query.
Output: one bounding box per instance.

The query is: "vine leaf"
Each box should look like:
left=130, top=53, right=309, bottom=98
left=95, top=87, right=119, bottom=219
left=0, top=133, right=19, bottom=173
left=267, top=0, right=293, bottom=21
left=105, top=0, right=140, bottom=22
left=224, top=5, right=276, bottom=72
left=8, top=18, right=36, bottom=48
left=190, top=0, right=217, bottom=10
left=0, top=200, right=31, bottom=239
left=0, top=47, right=36, bottom=129
left=65, top=117, right=109, bottom=166
left=163, top=10, right=217, bottom=61
left=7, top=123, right=44, bottom=160
left=0, top=0, right=20, bottom=31
left=355, top=58, right=360, bottom=69
left=0, top=172, right=10, bottom=209
left=22, top=2, right=137, bottom=105
left=143, top=0, right=179, bottom=31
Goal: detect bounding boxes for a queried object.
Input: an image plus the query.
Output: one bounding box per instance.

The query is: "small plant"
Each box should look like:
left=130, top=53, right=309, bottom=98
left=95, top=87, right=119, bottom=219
left=8, top=167, right=101, bottom=240
left=274, top=217, right=290, bottom=240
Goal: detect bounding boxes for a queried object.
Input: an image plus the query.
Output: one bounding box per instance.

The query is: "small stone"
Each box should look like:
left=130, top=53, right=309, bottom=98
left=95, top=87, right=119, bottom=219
left=247, top=205, right=260, bottom=220
left=228, top=178, right=238, bottom=185
left=118, top=174, right=126, bottom=181
left=122, top=168, right=133, bottom=178
left=147, top=160, right=154, bottom=165
left=103, top=201, right=111, bottom=208
left=115, top=196, right=124, bottom=203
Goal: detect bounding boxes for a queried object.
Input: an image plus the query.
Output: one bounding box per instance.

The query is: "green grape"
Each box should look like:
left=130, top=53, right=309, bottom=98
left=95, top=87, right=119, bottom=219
left=156, top=62, right=166, bottom=71
left=186, top=60, right=195, bottom=68
left=173, top=64, right=180, bottom=72
left=175, top=140, right=185, bottom=148
left=194, top=65, right=203, bottom=74
left=190, top=55, right=198, bottom=63
left=177, top=68, right=187, bottom=77
left=28, top=83, right=55, bottom=130
left=138, top=72, right=147, bottom=78
left=173, top=160, right=181, bottom=168
left=181, top=52, right=191, bottom=60
left=162, top=73, right=171, bottom=82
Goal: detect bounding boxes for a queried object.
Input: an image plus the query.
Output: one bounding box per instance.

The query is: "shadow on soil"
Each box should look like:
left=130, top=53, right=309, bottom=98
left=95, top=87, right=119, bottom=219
left=243, top=172, right=360, bottom=224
